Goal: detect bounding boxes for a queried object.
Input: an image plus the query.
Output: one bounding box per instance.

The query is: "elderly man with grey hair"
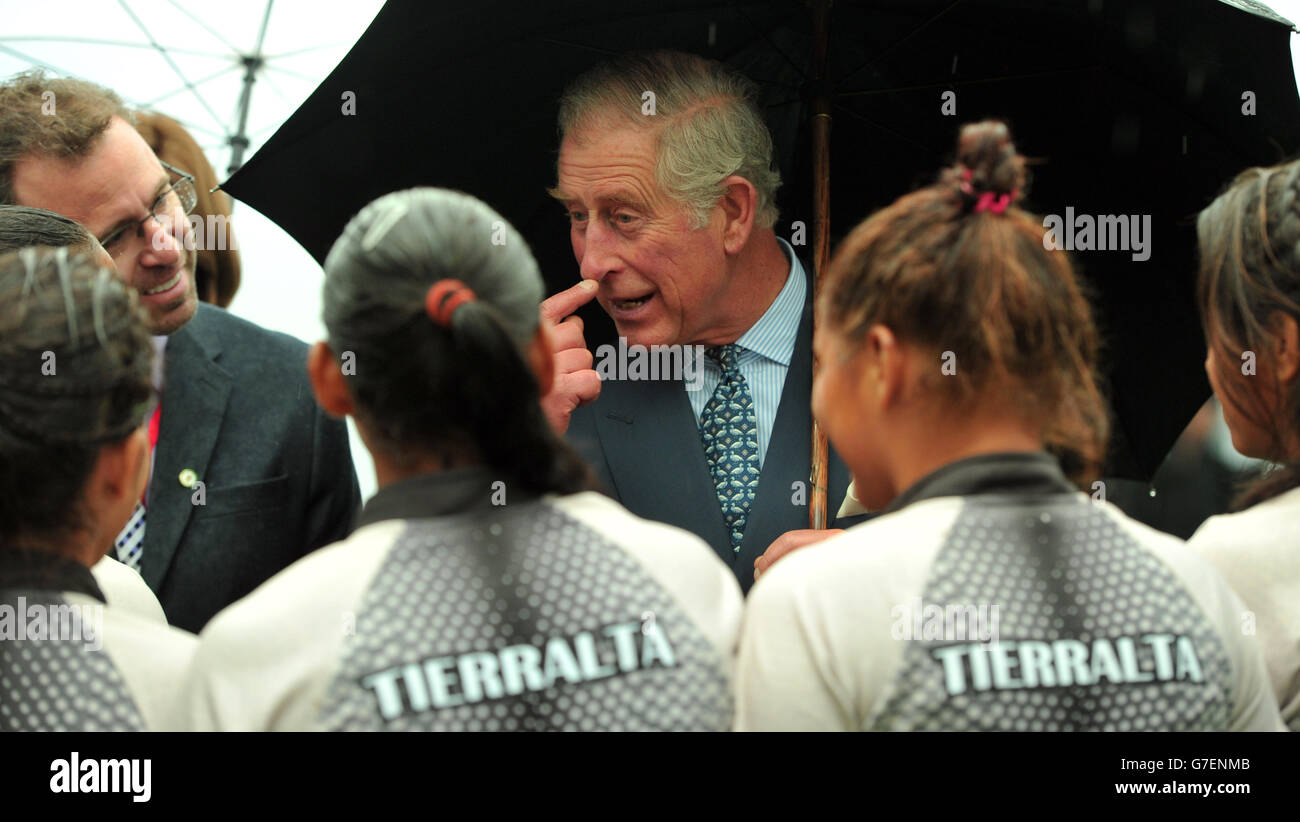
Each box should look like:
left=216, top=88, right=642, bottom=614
left=539, top=50, right=864, bottom=593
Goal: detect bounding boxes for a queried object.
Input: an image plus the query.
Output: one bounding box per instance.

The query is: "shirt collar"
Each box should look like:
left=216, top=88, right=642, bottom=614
left=883, top=451, right=1078, bottom=515
left=355, top=464, right=539, bottom=529
left=0, top=547, right=106, bottom=603
left=733, top=237, right=805, bottom=368
left=151, top=335, right=168, bottom=394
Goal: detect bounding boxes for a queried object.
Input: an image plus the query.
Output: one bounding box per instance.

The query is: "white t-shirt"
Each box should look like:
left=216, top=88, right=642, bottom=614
left=1188, top=484, right=1300, bottom=730
left=736, top=452, right=1283, bottom=732
left=171, top=478, right=743, bottom=731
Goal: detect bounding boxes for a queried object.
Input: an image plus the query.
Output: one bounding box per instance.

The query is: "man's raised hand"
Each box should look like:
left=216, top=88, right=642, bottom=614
left=539, top=280, right=602, bottom=435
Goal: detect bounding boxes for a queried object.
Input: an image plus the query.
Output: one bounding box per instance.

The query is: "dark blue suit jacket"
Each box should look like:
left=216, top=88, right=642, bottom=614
left=567, top=265, right=865, bottom=594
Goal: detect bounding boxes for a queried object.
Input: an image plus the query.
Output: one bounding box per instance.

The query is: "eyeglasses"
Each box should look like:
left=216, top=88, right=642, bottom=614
left=97, top=161, right=198, bottom=258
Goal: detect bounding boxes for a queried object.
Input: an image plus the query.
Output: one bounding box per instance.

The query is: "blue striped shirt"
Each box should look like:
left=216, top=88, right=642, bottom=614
left=686, top=238, right=806, bottom=466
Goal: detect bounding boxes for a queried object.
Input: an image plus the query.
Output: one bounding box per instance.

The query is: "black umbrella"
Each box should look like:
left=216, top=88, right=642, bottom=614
left=223, top=0, right=1300, bottom=482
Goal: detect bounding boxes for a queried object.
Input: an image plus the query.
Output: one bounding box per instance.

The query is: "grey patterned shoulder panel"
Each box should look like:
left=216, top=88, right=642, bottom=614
left=320, top=500, right=733, bottom=731
left=870, top=495, right=1233, bottom=731
left=0, top=590, right=145, bottom=731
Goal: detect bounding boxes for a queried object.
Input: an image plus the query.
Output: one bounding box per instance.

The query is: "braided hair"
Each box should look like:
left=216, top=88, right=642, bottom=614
left=322, top=188, right=594, bottom=496
left=821, top=120, right=1109, bottom=486
left=1198, top=160, right=1300, bottom=508
left=0, top=247, right=154, bottom=549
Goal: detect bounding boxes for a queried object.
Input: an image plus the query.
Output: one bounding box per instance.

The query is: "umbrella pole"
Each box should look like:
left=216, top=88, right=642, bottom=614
left=809, top=0, right=832, bottom=530
left=227, top=0, right=276, bottom=176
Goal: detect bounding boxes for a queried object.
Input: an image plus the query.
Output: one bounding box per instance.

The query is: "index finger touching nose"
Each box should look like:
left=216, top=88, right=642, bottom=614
left=540, top=279, right=599, bottom=325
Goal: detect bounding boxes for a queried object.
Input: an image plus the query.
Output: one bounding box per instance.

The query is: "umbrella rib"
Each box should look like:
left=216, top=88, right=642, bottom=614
left=0, top=35, right=230, bottom=59
left=538, top=7, right=808, bottom=83
left=837, top=64, right=1103, bottom=97
left=246, top=120, right=287, bottom=140
left=263, top=41, right=357, bottom=61
left=727, top=3, right=809, bottom=82
left=0, top=42, right=76, bottom=78
left=155, top=114, right=225, bottom=141
left=830, top=101, right=945, bottom=157
left=764, top=95, right=806, bottom=109
left=117, top=0, right=229, bottom=138
left=165, top=0, right=241, bottom=53
left=143, top=65, right=242, bottom=108
left=0, top=40, right=192, bottom=120
left=252, top=0, right=275, bottom=55
left=262, top=63, right=322, bottom=83
left=837, top=0, right=970, bottom=86
left=254, top=69, right=296, bottom=107
left=1098, top=48, right=1284, bottom=165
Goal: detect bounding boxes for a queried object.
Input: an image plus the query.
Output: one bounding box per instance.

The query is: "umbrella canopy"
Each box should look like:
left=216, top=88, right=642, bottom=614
left=0, top=0, right=384, bottom=176
left=223, top=0, right=1300, bottom=479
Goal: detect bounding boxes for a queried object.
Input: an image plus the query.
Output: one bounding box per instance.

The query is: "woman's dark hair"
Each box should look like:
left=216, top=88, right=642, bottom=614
left=0, top=205, right=98, bottom=255
left=0, top=247, right=154, bottom=552
left=821, top=120, right=1109, bottom=486
left=322, top=188, right=593, bottom=496
left=1197, top=160, right=1300, bottom=508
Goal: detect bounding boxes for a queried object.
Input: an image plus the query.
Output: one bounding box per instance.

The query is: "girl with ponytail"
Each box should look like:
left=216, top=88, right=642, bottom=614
left=175, top=189, right=742, bottom=731
left=737, top=122, right=1281, bottom=732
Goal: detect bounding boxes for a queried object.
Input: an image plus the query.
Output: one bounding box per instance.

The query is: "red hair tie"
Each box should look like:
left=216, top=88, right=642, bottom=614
left=973, top=190, right=1015, bottom=215
left=425, top=279, right=476, bottom=327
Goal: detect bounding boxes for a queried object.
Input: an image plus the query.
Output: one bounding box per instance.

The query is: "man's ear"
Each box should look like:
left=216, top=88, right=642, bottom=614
left=528, top=324, right=556, bottom=397
left=307, top=341, right=355, bottom=418
left=718, top=174, right=759, bottom=255
left=1267, top=310, right=1300, bottom=384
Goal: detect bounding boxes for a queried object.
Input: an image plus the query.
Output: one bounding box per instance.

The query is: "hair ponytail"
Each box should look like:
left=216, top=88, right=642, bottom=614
left=447, top=301, right=592, bottom=494
left=822, top=120, right=1109, bottom=486
left=323, top=188, right=594, bottom=497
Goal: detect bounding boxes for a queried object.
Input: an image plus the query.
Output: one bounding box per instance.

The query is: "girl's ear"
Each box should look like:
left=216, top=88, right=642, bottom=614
left=84, top=426, right=150, bottom=561
left=866, top=324, right=904, bottom=409
left=90, top=428, right=149, bottom=503
left=1268, top=310, right=1300, bottom=385
left=307, top=341, right=355, bottom=418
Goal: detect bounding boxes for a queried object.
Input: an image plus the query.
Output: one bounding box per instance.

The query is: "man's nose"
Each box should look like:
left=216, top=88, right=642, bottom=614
left=577, top=220, right=619, bottom=283
left=138, top=215, right=183, bottom=266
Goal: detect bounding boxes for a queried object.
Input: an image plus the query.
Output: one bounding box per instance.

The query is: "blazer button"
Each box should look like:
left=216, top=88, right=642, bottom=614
left=179, top=468, right=198, bottom=488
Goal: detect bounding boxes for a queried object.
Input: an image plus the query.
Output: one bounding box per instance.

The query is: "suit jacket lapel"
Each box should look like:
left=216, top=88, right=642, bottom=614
left=140, top=311, right=233, bottom=591
left=591, top=377, right=732, bottom=565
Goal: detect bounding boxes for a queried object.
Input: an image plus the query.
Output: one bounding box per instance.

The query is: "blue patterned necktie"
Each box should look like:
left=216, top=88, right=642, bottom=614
left=699, top=343, right=761, bottom=553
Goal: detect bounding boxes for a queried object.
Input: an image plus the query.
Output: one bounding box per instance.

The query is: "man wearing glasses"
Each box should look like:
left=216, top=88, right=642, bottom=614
left=0, top=70, right=361, bottom=633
